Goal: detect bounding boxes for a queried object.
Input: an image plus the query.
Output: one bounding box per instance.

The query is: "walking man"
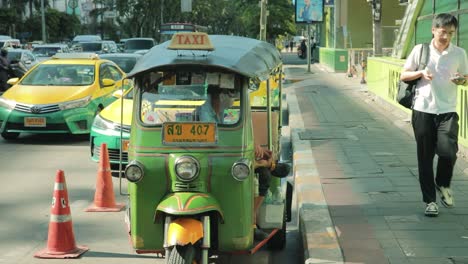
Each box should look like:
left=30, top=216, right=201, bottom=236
left=401, top=13, right=468, bottom=217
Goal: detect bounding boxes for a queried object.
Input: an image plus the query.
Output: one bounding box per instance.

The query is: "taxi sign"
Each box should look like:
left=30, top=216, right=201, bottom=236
left=168, top=32, right=214, bottom=51
left=162, top=122, right=217, bottom=145
left=52, top=52, right=100, bottom=60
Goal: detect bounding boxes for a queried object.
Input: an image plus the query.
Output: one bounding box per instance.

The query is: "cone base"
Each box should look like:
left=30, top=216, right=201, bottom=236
left=85, top=202, right=125, bottom=212
left=34, top=245, right=89, bottom=259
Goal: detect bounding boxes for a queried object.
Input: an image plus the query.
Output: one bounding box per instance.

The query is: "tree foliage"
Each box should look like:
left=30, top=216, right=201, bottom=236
left=0, top=0, right=296, bottom=43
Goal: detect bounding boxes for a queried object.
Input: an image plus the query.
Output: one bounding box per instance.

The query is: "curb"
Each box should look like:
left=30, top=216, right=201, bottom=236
left=286, top=86, right=344, bottom=264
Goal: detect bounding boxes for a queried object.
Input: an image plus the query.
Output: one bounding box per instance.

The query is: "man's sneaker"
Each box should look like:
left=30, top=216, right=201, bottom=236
left=425, top=202, right=439, bottom=217
left=436, top=185, right=454, bottom=208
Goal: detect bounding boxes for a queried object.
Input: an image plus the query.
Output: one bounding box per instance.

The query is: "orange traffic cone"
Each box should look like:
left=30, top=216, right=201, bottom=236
left=86, top=143, right=125, bottom=212
left=34, top=170, right=88, bottom=259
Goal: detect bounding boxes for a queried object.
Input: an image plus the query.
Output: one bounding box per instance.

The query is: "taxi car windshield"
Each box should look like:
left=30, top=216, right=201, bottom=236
left=20, top=64, right=95, bottom=86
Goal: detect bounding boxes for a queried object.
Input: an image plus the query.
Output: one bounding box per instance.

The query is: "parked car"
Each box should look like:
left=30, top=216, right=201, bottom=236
left=124, top=37, right=156, bottom=53
left=6, top=49, right=39, bottom=70
left=117, top=38, right=128, bottom=52
left=0, top=52, right=127, bottom=140
left=72, top=35, right=102, bottom=45
left=90, top=86, right=133, bottom=172
left=99, top=53, right=142, bottom=73
left=73, top=41, right=117, bottom=54
left=32, top=44, right=71, bottom=61
left=0, top=39, right=21, bottom=49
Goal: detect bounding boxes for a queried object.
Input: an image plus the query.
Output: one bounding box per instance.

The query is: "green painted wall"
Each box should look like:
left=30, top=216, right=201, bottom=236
left=344, top=0, right=405, bottom=49
left=318, top=48, right=348, bottom=72
left=318, top=0, right=405, bottom=71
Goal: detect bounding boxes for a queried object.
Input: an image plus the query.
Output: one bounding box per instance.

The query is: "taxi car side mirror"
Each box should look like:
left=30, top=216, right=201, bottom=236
left=112, top=89, right=124, bottom=98
left=7, top=77, right=19, bottom=85
left=101, top=78, right=115, bottom=87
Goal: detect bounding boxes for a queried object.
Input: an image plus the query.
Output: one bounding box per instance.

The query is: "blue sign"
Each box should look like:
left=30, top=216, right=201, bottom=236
left=295, top=0, right=324, bottom=24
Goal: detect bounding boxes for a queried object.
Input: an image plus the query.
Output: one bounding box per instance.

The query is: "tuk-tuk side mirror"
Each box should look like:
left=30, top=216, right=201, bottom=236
left=249, top=80, right=259, bottom=91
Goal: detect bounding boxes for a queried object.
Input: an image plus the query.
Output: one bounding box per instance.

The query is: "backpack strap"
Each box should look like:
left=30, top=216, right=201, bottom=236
left=418, top=43, right=430, bottom=70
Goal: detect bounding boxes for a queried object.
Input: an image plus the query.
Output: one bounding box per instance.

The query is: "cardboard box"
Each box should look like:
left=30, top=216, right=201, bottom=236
left=256, top=203, right=284, bottom=229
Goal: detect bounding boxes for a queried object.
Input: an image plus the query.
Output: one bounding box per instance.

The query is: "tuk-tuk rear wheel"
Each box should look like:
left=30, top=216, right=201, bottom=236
left=167, top=244, right=197, bottom=264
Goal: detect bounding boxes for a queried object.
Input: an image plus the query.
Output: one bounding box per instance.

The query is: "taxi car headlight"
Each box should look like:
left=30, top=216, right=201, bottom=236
left=0, top=97, right=16, bottom=110
left=92, top=115, right=115, bottom=130
left=175, top=156, right=200, bottom=182
left=59, top=96, right=91, bottom=110
left=125, top=160, right=144, bottom=183
left=231, top=159, right=251, bottom=181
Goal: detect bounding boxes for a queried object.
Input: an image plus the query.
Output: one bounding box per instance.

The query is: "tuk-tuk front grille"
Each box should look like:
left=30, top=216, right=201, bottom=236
left=173, top=181, right=204, bottom=192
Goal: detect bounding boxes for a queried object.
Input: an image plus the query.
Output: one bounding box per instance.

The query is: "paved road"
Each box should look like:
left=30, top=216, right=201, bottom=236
left=281, top=51, right=468, bottom=264
left=0, top=90, right=302, bottom=263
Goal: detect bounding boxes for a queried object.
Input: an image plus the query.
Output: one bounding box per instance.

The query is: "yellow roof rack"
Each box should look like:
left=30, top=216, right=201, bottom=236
left=52, top=52, right=100, bottom=60
left=168, top=32, right=214, bottom=51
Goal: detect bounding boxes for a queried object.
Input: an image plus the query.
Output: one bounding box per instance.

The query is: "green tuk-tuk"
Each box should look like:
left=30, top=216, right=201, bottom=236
left=121, top=32, right=291, bottom=263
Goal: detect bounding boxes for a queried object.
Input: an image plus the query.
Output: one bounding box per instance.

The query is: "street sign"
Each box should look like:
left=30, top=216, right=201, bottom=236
left=68, top=0, right=78, bottom=9
left=103, top=11, right=117, bottom=19
left=181, top=0, right=192, bottom=12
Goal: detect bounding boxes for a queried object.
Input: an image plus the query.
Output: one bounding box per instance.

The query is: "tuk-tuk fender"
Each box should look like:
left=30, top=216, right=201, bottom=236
left=155, top=193, right=224, bottom=223
left=167, top=218, right=203, bottom=247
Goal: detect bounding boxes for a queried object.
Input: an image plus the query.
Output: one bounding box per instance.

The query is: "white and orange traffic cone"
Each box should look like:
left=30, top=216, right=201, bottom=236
left=86, top=143, right=125, bottom=212
left=34, top=170, right=88, bottom=259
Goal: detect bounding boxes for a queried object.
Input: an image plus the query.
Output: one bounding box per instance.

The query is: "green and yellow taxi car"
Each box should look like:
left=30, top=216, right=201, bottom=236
left=90, top=87, right=133, bottom=171
left=0, top=53, right=127, bottom=140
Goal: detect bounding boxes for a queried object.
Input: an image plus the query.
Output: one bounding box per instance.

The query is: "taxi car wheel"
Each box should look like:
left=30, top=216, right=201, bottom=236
left=1, top=132, right=20, bottom=140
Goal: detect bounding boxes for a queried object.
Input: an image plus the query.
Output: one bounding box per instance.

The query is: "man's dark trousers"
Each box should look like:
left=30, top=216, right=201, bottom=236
left=411, top=110, right=459, bottom=204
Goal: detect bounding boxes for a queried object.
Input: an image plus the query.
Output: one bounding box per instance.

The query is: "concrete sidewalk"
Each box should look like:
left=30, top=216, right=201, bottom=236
left=285, top=63, right=468, bottom=264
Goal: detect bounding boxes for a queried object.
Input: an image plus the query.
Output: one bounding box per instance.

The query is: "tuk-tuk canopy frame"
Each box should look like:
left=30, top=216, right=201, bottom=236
left=127, top=35, right=283, bottom=84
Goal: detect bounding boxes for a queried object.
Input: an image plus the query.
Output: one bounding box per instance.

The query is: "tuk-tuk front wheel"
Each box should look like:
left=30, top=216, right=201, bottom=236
left=167, top=244, right=197, bottom=264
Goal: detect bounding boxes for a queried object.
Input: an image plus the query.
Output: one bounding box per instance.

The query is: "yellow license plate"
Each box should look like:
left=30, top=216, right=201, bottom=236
left=163, top=122, right=217, bottom=145
left=24, top=117, right=46, bottom=127
left=122, top=140, right=130, bottom=152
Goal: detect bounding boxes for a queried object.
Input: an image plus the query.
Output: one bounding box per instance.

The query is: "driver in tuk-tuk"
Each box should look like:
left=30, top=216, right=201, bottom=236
left=197, top=84, right=237, bottom=123
left=201, top=84, right=290, bottom=240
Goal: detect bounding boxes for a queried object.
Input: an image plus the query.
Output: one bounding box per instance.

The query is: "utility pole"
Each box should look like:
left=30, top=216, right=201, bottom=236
left=370, top=0, right=382, bottom=56
left=41, top=0, right=46, bottom=43
left=161, top=0, right=164, bottom=25
left=259, top=0, right=267, bottom=41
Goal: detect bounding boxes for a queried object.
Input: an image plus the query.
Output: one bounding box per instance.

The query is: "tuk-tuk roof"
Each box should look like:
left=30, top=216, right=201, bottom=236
left=127, top=35, right=282, bottom=83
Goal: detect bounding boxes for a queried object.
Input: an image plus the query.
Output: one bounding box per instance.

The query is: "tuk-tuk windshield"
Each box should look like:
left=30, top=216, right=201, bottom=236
left=139, top=71, right=241, bottom=126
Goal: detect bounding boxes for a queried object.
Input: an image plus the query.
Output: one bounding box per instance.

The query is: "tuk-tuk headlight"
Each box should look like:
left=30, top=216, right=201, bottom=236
left=125, top=160, right=144, bottom=183
left=231, top=159, right=251, bottom=181
left=175, top=156, right=200, bottom=182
